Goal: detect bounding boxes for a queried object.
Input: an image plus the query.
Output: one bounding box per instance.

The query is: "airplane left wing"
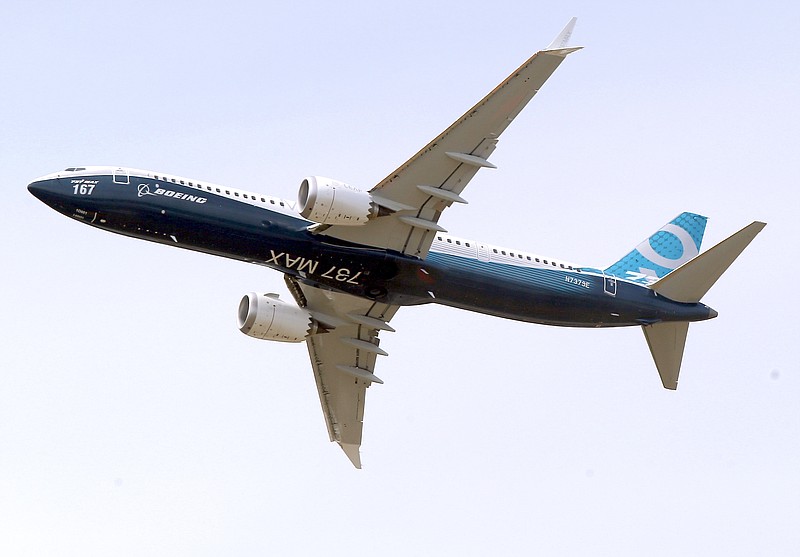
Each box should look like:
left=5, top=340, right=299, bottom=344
left=284, top=275, right=399, bottom=468
left=315, top=18, right=581, bottom=258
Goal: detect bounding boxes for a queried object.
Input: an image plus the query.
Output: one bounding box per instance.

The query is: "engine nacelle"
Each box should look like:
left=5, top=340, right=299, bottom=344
left=297, top=176, right=375, bottom=226
left=238, top=293, right=313, bottom=343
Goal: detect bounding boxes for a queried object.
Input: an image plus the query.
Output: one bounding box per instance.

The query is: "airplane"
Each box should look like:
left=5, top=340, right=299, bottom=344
left=27, top=19, right=765, bottom=468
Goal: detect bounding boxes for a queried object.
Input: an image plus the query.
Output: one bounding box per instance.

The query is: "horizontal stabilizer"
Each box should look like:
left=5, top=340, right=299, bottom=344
left=651, top=221, right=766, bottom=303
left=643, top=321, right=689, bottom=390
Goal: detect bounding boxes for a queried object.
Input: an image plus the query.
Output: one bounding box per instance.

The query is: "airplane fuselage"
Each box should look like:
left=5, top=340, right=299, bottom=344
left=29, top=22, right=765, bottom=469
left=28, top=167, right=715, bottom=328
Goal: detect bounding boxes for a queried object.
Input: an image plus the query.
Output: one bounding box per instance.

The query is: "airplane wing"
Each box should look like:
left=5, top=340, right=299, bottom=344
left=288, top=20, right=580, bottom=467
left=284, top=275, right=399, bottom=468
left=315, top=18, right=581, bottom=258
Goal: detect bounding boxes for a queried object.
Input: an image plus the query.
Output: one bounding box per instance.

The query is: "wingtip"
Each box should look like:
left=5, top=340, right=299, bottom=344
left=546, top=16, right=578, bottom=51
left=340, top=442, right=362, bottom=469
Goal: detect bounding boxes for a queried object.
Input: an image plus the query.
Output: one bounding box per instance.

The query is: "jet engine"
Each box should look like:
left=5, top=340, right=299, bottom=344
left=238, top=292, right=313, bottom=342
left=297, top=176, right=376, bottom=226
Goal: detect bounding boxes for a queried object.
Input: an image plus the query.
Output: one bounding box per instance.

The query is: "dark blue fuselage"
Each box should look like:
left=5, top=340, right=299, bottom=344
left=28, top=169, right=715, bottom=328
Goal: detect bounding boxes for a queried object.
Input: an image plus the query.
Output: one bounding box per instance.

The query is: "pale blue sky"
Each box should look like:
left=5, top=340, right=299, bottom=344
left=3, top=1, right=799, bottom=555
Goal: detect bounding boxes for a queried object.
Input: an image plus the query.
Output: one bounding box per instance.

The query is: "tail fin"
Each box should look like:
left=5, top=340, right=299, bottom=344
left=605, top=212, right=708, bottom=286
left=642, top=221, right=766, bottom=389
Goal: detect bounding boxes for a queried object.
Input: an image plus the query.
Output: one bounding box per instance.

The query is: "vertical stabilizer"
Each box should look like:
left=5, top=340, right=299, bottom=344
left=642, top=322, right=689, bottom=390
left=605, top=212, right=708, bottom=286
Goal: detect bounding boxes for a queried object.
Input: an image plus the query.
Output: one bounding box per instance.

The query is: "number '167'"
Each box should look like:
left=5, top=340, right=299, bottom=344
left=72, top=184, right=95, bottom=195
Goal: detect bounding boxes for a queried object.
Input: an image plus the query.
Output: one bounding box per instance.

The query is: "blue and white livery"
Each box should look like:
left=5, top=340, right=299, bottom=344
left=28, top=19, right=765, bottom=468
left=606, top=212, right=708, bottom=286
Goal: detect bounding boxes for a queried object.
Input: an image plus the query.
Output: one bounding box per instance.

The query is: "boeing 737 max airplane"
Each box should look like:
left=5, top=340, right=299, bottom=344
left=28, top=19, right=765, bottom=468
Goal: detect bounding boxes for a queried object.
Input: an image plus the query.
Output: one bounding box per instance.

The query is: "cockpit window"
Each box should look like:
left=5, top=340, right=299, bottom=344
left=64, top=167, right=86, bottom=172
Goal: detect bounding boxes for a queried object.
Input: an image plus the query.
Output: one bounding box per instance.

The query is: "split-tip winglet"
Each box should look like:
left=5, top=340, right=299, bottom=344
left=340, top=442, right=362, bottom=469
left=545, top=17, right=583, bottom=54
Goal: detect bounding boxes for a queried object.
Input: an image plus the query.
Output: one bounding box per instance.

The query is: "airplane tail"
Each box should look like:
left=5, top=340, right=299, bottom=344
left=605, top=212, right=708, bottom=286
left=642, top=221, right=766, bottom=389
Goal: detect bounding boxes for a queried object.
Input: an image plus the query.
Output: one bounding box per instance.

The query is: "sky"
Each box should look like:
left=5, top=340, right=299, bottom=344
left=2, top=1, right=799, bottom=555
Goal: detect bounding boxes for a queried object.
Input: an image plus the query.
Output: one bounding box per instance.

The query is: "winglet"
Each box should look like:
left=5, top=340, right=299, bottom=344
left=546, top=17, right=580, bottom=51
left=340, top=442, right=362, bottom=469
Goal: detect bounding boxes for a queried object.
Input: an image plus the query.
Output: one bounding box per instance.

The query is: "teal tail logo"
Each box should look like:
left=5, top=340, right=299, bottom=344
left=605, top=212, right=708, bottom=286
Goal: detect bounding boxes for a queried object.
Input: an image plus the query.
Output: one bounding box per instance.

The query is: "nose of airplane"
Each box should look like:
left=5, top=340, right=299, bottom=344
left=28, top=173, right=67, bottom=207
left=27, top=179, right=46, bottom=200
